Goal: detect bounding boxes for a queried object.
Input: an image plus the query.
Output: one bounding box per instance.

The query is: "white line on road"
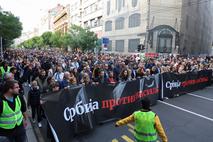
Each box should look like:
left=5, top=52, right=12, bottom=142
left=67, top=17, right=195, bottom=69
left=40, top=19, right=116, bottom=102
left=187, top=93, right=213, bottom=102
left=158, top=101, right=213, bottom=122
left=206, top=86, right=213, bottom=89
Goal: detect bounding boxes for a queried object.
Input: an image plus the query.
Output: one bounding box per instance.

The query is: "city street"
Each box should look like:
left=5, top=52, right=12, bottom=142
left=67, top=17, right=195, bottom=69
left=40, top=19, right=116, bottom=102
left=35, top=85, right=213, bottom=142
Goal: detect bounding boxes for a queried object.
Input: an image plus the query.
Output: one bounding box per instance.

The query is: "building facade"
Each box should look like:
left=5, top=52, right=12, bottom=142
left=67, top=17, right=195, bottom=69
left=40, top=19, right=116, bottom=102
left=48, top=4, right=65, bottom=32
left=53, top=4, right=70, bottom=34
left=179, top=0, right=213, bottom=55
left=81, top=0, right=103, bottom=38
left=103, top=0, right=213, bottom=55
left=103, top=0, right=182, bottom=54
left=70, top=0, right=83, bottom=26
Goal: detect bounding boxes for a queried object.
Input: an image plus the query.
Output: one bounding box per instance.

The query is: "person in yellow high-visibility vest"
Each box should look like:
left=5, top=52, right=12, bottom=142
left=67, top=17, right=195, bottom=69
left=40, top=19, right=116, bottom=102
left=0, top=61, right=11, bottom=80
left=115, top=98, right=168, bottom=142
left=0, top=80, right=28, bottom=142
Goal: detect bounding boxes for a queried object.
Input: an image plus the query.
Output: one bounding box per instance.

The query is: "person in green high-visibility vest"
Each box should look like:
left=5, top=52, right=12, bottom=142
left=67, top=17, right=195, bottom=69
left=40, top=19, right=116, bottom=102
left=0, top=80, right=28, bottom=142
left=115, top=98, right=168, bottom=142
left=0, top=61, right=11, bottom=80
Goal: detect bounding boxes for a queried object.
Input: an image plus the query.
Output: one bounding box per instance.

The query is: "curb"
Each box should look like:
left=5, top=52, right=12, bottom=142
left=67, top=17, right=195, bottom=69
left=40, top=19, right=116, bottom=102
left=29, top=118, right=46, bottom=142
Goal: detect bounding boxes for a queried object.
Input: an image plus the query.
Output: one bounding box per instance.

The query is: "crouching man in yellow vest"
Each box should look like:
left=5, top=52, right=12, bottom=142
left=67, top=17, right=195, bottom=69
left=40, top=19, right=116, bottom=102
left=115, top=98, right=168, bottom=142
left=0, top=80, right=28, bottom=142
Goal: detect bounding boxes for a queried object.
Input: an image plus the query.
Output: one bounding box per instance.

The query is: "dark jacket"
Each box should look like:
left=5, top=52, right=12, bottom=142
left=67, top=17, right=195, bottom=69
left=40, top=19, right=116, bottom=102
left=28, top=88, right=40, bottom=106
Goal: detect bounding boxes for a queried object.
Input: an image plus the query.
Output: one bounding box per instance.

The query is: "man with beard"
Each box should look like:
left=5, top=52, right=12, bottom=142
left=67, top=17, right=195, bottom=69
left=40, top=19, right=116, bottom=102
left=0, top=80, right=28, bottom=142
left=35, top=69, right=48, bottom=94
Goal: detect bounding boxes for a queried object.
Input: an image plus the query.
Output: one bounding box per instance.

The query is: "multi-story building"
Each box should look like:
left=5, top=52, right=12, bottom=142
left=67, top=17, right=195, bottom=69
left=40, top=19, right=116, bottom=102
left=70, top=0, right=83, bottom=26
left=48, top=4, right=65, bottom=32
left=103, top=0, right=213, bottom=55
left=38, top=4, right=64, bottom=35
left=103, top=0, right=181, bottom=53
left=179, top=0, right=213, bottom=55
left=53, top=4, right=70, bottom=34
left=81, top=0, right=103, bottom=38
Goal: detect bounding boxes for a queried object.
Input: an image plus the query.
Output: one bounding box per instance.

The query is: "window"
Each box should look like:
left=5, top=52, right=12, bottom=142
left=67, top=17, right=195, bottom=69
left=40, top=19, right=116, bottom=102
left=132, top=0, right=138, bottom=7
left=188, top=0, right=191, bottom=6
left=107, top=1, right=110, bottom=15
left=115, top=17, right=125, bottom=30
left=128, top=39, right=140, bottom=52
left=84, top=21, right=89, bottom=28
left=91, top=19, right=97, bottom=27
left=129, top=13, right=141, bottom=27
left=97, top=17, right=103, bottom=26
left=186, top=15, right=189, bottom=30
left=116, top=0, right=125, bottom=12
left=107, top=40, right=112, bottom=51
left=115, top=40, right=124, bottom=52
left=105, top=21, right=112, bottom=31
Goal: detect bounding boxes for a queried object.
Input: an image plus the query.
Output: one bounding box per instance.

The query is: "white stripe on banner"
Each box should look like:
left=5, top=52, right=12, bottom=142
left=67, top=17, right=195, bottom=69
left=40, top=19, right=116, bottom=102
left=187, top=93, right=213, bottom=102
left=158, top=101, right=213, bottom=122
left=49, top=122, right=59, bottom=142
left=161, top=75, right=164, bottom=99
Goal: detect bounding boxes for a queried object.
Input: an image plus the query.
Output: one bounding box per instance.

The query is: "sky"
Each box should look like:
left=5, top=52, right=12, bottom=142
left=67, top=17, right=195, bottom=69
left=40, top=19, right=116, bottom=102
left=0, top=0, right=70, bottom=32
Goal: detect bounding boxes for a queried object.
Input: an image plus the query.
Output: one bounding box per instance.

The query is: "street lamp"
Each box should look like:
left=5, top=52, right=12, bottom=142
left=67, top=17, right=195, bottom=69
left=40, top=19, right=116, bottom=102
left=0, top=21, right=3, bottom=59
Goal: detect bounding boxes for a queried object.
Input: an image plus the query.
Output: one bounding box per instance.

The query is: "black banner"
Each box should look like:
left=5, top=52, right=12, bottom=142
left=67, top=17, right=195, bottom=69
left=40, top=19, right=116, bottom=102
left=42, top=75, right=160, bottom=142
left=161, top=70, right=212, bottom=99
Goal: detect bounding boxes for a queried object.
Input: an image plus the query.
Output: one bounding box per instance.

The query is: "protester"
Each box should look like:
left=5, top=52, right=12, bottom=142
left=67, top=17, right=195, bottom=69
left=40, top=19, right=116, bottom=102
left=27, top=81, right=42, bottom=127
left=115, top=98, right=168, bottom=142
left=0, top=80, right=28, bottom=142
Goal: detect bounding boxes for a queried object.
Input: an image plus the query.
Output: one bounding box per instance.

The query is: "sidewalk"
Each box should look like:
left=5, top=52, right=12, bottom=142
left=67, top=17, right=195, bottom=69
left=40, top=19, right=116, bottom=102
left=26, top=119, right=38, bottom=142
left=23, top=83, right=45, bottom=142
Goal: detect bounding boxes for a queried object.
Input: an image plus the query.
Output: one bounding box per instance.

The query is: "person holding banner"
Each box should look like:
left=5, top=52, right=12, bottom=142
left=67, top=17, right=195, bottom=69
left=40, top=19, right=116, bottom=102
left=115, top=98, right=168, bottom=142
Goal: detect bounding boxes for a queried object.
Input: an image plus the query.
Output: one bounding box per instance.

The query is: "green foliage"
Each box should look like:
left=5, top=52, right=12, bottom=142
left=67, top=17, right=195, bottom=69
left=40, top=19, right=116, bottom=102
left=67, top=25, right=98, bottom=51
left=50, top=32, right=64, bottom=48
left=31, top=36, right=43, bottom=48
left=0, top=11, right=23, bottom=47
left=41, top=31, right=53, bottom=48
left=19, top=25, right=98, bottom=51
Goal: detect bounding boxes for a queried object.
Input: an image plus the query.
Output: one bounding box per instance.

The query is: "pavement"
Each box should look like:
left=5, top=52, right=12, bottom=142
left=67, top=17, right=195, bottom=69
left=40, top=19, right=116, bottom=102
left=35, top=84, right=213, bottom=142
left=22, top=83, right=38, bottom=142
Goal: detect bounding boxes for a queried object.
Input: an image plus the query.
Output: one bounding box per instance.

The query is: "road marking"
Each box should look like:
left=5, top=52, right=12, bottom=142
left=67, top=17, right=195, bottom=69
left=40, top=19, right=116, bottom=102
left=127, top=124, right=134, bottom=129
left=121, top=135, right=134, bottom=142
left=158, top=101, right=213, bottom=122
left=206, top=86, right=213, bottom=89
left=187, top=93, right=213, bottom=102
left=112, top=139, right=119, bottom=142
left=128, top=128, right=134, bottom=135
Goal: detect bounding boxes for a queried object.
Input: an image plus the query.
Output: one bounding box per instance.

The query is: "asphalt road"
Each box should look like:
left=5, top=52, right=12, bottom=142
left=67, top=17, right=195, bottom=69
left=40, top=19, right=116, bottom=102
left=37, top=85, right=213, bottom=142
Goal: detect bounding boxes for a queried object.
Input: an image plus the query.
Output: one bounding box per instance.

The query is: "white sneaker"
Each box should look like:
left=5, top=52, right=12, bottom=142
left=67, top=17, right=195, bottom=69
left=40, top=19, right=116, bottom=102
left=32, top=119, right=36, bottom=123
left=38, top=122, right=42, bottom=128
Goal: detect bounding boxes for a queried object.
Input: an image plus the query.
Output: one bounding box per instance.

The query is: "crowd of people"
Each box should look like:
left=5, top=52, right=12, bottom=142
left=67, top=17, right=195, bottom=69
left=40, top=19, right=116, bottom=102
left=0, top=49, right=213, bottom=141
left=1, top=49, right=213, bottom=88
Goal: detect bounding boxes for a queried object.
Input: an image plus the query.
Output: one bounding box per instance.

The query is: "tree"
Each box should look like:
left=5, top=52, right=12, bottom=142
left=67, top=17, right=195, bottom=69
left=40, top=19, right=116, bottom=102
left=50, top=32, right=63, bottom=48
left=41, top=31, right=53, bottom=48
left=67, top=25, right=98, bottom=51
left=0, top=11, right=22, bottom=48
left=31, top=36, right=43, bottom=48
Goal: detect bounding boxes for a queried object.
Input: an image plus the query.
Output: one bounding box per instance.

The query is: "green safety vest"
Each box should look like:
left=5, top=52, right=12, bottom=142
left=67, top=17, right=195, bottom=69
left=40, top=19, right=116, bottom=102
left=0, top=96, right=23, bottom=129
left=134, top=111, right=157, bottom=142
left=0, top=66, right=11, bottom=79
